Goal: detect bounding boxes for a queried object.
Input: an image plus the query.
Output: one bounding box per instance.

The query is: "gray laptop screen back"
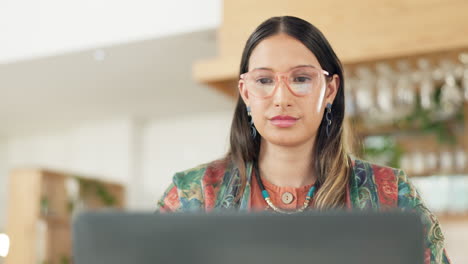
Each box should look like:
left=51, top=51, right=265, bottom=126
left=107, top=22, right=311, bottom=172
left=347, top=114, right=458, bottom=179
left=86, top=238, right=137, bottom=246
left=73, top=211, right=424, bottom=264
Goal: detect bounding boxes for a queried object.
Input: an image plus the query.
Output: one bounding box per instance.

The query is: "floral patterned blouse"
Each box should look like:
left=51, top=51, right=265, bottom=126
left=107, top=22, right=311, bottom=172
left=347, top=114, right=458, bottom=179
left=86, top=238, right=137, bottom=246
left=156, top=156, right=451, bottom=264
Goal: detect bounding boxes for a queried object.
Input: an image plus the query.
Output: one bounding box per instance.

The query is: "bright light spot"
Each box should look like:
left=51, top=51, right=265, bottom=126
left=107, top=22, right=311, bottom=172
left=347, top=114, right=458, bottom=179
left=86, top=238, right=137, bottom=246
left=0, top=233, right=10, bottom=257
left=93, top=49, right=106, bottom=61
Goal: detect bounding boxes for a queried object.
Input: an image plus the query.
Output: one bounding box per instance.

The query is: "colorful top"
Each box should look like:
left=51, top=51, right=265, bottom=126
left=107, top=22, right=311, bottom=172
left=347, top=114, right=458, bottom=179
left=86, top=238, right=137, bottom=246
left=156, top=156, right=451, bottom=264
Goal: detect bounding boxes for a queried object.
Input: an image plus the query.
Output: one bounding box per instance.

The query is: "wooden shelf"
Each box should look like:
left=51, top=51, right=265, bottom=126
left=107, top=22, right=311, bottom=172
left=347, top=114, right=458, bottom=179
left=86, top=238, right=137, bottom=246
left=437, top=213, right=468, bottom=222
left=351, top=114, right=464, bottom=137
left=5, top=168, right=125, bottom=264
left=39, top=215, right=71, bottom=227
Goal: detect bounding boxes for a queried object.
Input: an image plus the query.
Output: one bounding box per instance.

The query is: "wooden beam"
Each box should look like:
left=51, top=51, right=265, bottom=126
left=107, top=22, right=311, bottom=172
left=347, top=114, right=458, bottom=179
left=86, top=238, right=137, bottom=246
left=5, top=169, right=42, bottom=264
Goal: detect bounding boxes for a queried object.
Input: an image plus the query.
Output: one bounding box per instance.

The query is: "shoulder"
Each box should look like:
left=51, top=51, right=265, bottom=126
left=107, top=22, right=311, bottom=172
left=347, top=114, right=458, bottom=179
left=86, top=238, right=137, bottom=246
left=350, top=156, right=403, bottom=208
left=350, top=156, right=401, bottom=183
left=169, top=158, right=232, bottom=210
left=172, top=158, right=230, bottom=188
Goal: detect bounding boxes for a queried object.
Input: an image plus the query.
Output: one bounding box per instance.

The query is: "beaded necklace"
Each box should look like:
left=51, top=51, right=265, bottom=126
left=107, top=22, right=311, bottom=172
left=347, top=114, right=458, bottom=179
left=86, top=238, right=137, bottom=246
left=253, top=161, right=319, bottom=214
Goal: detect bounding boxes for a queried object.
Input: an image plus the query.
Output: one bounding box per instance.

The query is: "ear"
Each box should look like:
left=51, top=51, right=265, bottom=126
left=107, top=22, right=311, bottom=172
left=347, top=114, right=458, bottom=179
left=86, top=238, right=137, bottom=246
left=238, top=79, right=250, bottom=106
left=324, top=74, right=340, bottom=104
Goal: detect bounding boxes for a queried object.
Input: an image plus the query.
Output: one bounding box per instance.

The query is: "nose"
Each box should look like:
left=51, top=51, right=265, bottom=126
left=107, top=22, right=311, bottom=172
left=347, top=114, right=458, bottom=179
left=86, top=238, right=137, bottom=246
left=272, top=76, right=294, bottom=108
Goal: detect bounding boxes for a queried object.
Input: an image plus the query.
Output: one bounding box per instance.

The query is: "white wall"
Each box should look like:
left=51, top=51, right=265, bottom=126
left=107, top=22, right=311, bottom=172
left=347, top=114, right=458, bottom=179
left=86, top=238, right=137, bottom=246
left=0, top=109, right=235, bottom=228
left=140, top=111, right=233, bottom=210
left=5, top=119, right=133, bottom=184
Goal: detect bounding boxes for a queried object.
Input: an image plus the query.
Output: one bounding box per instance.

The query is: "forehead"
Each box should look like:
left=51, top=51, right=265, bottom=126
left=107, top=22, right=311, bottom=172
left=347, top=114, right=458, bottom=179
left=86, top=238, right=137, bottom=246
left=248, top=33, right=321, bottom=72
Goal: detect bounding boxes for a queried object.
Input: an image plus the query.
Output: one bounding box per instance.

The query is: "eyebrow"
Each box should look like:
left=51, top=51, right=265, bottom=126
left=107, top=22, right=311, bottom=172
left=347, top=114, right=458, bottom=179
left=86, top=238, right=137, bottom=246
left=252, top=64, right=318, bottom=71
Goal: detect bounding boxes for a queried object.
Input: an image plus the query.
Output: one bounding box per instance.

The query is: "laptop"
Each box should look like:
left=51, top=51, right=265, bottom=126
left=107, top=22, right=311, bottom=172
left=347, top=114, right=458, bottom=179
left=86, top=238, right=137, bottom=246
left=72, top=210, right=424, bottom=264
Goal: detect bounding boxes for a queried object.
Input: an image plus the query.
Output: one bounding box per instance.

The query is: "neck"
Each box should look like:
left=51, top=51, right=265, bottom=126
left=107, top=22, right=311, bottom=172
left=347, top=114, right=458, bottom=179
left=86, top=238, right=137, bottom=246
left=257, top=138, right=316, bottom=188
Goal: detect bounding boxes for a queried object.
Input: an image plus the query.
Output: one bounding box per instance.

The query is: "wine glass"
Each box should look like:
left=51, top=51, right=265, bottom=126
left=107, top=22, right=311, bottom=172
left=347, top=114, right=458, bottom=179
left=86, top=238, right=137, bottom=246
left=344, top=68, right=357, bottom=118
left=355, top=66, right=378, bottom=124
left=425, top=151, right=438, bottom=172
left=416, top=58, right=436, bottom=110
left=439, top=149, right=454, bottom=174
left=459, top=52, right=468, bottom=101
left=412, top=151, right=426, bottom=175
left=375, top=63, right=395, bottom=122
left=438, top=59, right=463, bottom=119
left=394, top=60, right=416, bottom=119
left=455, top=148, right=467, bottom=173
left=400, top=153, right=412, bottom=175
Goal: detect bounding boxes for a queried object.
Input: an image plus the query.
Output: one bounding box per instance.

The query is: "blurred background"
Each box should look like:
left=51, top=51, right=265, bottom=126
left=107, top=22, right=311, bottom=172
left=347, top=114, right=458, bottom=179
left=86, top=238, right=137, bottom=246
left=1, top=0, right=467, bottom=263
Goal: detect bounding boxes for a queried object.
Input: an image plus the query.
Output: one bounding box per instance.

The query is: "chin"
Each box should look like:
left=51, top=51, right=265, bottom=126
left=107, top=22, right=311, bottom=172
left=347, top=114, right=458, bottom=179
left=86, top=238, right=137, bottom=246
left=262, top=133, right=312, bottom=147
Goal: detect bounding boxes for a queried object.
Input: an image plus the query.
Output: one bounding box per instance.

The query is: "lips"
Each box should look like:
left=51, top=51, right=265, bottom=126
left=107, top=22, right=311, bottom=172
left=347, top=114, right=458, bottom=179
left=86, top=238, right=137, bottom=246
left=271, top=115, right=298, bottom=121
left=270, top=115, right=299, bottom=128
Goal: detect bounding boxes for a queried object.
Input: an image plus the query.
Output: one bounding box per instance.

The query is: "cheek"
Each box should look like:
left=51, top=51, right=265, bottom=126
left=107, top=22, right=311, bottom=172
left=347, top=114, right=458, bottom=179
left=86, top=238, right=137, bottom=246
left=300, top=100, right=325, bottom=130
left=299, top=90, right=326, bottom=121
left=313, top=85, right=327, bottom=113
left=250, top=101, right=268, bottom=125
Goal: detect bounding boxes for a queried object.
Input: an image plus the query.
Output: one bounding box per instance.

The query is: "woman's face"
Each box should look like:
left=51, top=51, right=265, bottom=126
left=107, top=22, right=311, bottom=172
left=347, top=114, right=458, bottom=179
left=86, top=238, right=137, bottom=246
left=239, top=33, right=339, bottom=147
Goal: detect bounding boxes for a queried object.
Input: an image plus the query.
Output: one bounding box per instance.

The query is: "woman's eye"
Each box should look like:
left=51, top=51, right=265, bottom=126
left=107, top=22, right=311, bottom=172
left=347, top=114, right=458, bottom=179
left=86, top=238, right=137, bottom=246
left=293, top=76, right=311, bottom=83
left=256, top=78, right=274, bottom=85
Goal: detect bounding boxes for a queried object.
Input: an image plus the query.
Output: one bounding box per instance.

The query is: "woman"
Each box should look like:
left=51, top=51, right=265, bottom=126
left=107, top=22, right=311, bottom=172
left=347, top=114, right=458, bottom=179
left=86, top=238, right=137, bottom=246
left=156, top=16, right=451, bottom=263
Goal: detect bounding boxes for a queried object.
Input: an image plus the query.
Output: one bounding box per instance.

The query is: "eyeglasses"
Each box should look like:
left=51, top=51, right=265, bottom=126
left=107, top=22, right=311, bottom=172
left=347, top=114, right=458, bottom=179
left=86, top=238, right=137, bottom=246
left=239, top=66, right=329, bottom=98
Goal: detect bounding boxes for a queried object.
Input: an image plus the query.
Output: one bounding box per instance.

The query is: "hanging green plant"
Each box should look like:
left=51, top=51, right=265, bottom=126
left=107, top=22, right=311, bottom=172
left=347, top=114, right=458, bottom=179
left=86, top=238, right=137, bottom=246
left=94, top=182, right=116, bottom=206
left=362, top=135, right=404, bottom=168
left=61, top=255, right=70, bottom=264
left=40, top=196, right=50, bottom=216
left=393, top=82, right=463, bottom=145
left=75, top=177, right=117, bottom=207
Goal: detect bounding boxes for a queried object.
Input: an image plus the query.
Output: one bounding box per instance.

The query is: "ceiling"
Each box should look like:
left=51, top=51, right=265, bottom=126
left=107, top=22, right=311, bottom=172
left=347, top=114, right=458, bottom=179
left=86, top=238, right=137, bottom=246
left=0, top=29, right=236, bottom=138
left=0, top=0, right=222, bottom=63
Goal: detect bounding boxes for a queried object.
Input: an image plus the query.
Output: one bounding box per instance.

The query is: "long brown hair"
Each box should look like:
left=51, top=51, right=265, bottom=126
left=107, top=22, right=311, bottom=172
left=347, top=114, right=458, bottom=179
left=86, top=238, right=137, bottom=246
left=224, top=16, right=350, bottom=209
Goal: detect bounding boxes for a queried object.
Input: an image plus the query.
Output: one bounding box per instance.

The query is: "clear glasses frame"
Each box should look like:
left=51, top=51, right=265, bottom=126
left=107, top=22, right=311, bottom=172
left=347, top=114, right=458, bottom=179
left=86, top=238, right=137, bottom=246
left=239, top=66, right=330, bottom=98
